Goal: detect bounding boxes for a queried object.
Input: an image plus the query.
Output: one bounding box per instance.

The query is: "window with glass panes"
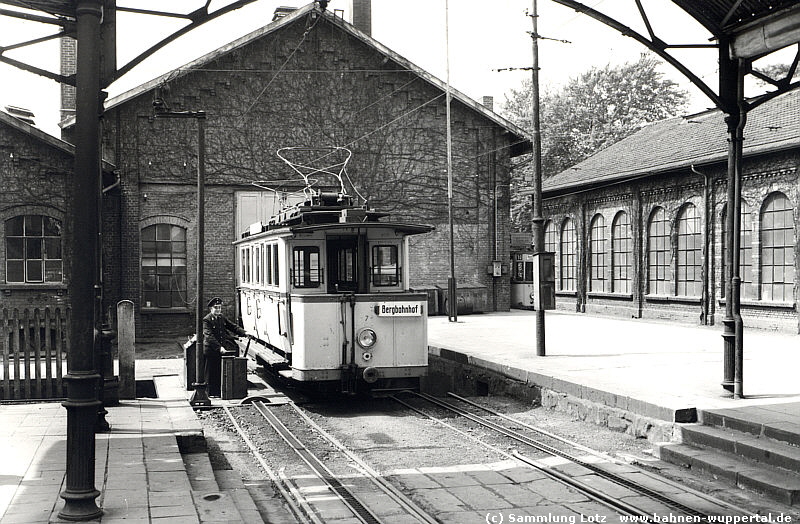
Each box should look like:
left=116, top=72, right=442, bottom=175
left=647, top=207, right=670, bottom=295
left=372, top=245, right=399, bottom=286
left=5, top=215, right=63, bottom=283
left=141, top=224, right=187, bottom=308
left=544, top=220, right=558, bottom=283
left=560, top=218, right=577, bottom=291
left=611, top=211, right=632, bottom=293
left=720, top=203, right=753, bottom=299
left=760, top=193, right=795, bottom=302
left=676, top=204, right=702, bottom=296
left=589, top=214, right=607, bottom=292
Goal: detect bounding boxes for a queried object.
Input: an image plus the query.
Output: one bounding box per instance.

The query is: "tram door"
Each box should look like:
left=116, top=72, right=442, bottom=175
left=327, top=236, right=360, bottom=293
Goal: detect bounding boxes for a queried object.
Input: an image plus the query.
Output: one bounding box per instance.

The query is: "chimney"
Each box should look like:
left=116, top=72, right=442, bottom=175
left=272, top=6, right=297, bottom=21
left=481, top=96, right=494, bottom=112
left=4, top=105, right=35, bottom=126
left=349, top=0, right=371, bottom=36
left=60, top=36, right=77, bottom=126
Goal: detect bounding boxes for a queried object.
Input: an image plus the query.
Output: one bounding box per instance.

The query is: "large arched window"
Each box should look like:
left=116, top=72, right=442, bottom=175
left=647, top=207, right=670, bottom=295
left=5, top=215, right=63, bottom=283
left=544, top=219, right=559, bottom=284
left=676, top=204, right=702, bottom=297
left=141, top=224, right=188, bottom=308
left=589, top=214, right=607, bottom=292
left=560, top=218, right=577, bottom=291
left=721, top=203, right=753, bottom=299
left=760, top=193, right=795, bottom=302
left=611, top=211, right=632, bottom=294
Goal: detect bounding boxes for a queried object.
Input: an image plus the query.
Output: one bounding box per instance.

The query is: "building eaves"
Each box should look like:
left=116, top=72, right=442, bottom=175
left=61, top=3, right=531, bottom=156
left=541, top=87, right=800, bottom=197
left=1, top=109, right=116, bottom=172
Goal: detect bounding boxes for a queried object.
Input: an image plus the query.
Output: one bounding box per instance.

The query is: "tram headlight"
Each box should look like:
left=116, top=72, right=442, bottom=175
left=357, top=328, right=377, bottom=349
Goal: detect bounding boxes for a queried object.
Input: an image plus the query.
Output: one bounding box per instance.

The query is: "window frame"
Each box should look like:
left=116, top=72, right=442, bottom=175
left=676, top=203, right=702, bottom=297
left=611, top=211, right=632, bottom=294
left=589, top=214, right=607, bottom=292
left=292, top=246, right=322, bottom=288
left=371, top=244, right=400, bottom=287
left=760, top=192, right=795, bottom=303
left=647, top=207, right=670, bottom=295
left=141, top=223, right=188, bottom=309
left=559, top=218, right=577, bottom=292
left=5, top=214, right=63, bottom=284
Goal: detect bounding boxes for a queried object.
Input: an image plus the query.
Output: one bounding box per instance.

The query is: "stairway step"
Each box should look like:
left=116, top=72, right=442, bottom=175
left=681, top=424, right=800, bottom=473
left=657, top=442, right=800, bottom=506
left=701, top=406, right=800, bottom=448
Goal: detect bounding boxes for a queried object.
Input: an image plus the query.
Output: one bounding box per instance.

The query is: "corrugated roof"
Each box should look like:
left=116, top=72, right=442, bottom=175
left=542, top=87, right=800, bottom=195
left=672, top=0, right=800, bottom=34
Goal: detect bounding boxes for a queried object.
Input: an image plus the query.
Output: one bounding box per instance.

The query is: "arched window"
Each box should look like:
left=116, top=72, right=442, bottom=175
left=721, top=203, right=753, bottom=299
left=141, top=224, right=187, bottom=308
left=5, top=215, right=63, bottom=283
left=611, top=211, right=632, bottom=294
left=647, top=207, right=670, bottom=295
left=560, top=218, right=577, bottom=291
left=760, top=193, right=795, bottom=302
left=676, top=204, right=702, bottom=297
left=589, top=214, right=607, bottom=292
left=544, top=220, right=558, bottom=254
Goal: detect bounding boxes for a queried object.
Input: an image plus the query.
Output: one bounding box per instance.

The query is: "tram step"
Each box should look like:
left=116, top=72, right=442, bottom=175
left=680, top=424, right=800, bottom=474
left=656, top=442, right=800, bottom=506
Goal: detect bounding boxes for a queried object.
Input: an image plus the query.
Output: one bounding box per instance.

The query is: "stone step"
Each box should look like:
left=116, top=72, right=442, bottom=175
left=681, top=424, right=800, bottom=473
left=701, top=406, right=800, bottom=448
left=657, top=442, right=800, bottom=506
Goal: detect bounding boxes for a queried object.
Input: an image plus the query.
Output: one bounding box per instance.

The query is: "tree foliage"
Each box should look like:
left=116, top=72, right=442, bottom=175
left=502, top=54, right=689, bottom=231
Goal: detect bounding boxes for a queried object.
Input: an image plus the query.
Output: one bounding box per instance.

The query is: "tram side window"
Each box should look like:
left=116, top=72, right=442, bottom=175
left=254, top=245, right=261, bottom=285
left=264, top=244, right=272, bottom=285
left=272, top=243, right=280, bottom=286
left=372, top=245, right=399, bottom=286
left=240, top=247, right=252, bottom=284
left=293, top=246, right=321, bottom=288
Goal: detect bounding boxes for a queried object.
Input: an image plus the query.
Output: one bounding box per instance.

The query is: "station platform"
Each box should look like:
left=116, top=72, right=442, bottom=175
left=427, top=309, right=800, bottom=418
left=0, top=359, right=269, bottom=524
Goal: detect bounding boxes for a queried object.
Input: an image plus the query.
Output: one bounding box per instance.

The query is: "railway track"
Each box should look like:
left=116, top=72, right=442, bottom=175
left=392, top=391, right=753, bottom=522
left=223, top=400, right=439, bottom=524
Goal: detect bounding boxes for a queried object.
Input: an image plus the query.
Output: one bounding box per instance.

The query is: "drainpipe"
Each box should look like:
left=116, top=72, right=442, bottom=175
left=691, top=165, right=711, bottom=325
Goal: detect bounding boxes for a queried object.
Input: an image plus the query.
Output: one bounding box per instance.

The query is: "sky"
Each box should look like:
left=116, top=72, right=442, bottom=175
left=0, top=0, right=794, bottom=138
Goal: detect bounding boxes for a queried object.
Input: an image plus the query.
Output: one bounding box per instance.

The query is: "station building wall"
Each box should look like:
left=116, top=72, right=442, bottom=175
left=67, top=12, right=519, bottom=336
left=543, top=150, right=799, bottom=333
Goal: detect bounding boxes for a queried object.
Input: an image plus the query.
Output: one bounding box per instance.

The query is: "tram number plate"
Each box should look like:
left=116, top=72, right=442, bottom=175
left=375, top=302, right=423, bottom=317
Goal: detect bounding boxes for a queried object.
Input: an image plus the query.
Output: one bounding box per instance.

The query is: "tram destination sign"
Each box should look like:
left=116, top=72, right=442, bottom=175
left=375, top=302, right=423, bottom=317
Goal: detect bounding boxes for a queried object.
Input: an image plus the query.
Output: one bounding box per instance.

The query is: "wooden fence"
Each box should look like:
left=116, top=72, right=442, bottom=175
left=1, top=307, right=70, bottom=400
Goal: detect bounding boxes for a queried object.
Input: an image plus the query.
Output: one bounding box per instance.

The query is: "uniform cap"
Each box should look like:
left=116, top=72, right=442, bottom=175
left=207, top=297, right=223, bottom=308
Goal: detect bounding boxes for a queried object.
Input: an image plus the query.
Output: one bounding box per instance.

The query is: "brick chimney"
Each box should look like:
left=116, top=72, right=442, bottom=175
left=349, top=0, right=371, bottom=36
left=60, top=36, right=77, bottom=126
left=481, top=96, right=494, bottom=112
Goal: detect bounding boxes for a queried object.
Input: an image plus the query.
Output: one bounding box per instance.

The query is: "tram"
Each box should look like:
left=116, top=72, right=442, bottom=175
left=510, top=251, right=536, bottom=309
left=235, top=147, right=434, bottom=393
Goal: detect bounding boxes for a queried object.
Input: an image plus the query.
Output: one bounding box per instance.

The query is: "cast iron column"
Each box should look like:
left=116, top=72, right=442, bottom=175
left=530, top=0, right=545, bottom=356
left=191, top=114, right=210, bottom=407
left=59, top=0, right=103, bottom=520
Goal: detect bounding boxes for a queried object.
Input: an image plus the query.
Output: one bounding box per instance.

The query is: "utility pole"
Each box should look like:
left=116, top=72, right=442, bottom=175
left=445, top=0, right=457, bottom=322
left=530, top=0, right=546, bottom=356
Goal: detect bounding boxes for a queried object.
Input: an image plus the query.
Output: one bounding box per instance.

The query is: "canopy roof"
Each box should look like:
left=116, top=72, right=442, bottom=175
left=672, top=0, right=799, bottom=35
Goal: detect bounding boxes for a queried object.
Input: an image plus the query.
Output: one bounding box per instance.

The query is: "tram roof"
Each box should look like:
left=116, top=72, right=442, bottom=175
left=234, top=221, right=434, bottom=243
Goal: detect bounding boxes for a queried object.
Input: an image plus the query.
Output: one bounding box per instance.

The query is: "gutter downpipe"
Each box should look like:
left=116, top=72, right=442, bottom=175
left=691, top=165, right=711, bottom=326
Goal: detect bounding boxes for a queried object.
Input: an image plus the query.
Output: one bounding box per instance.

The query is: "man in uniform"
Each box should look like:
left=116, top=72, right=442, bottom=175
left=203, top=297, right=249, bottom=396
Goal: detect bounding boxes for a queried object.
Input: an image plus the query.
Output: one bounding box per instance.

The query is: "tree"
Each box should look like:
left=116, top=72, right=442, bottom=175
left=503, top=54, right=689, bottom=231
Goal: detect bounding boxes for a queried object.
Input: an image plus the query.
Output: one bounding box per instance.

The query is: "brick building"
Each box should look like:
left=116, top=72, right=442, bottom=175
left=0, top=110, right=117, bottom=313
left=55, top=3, right=529, bottom=335
left=541, top=88, right=800, bottom=333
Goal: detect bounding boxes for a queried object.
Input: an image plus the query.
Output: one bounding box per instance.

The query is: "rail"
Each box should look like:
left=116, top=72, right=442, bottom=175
left=0, top=307, right=70, bottom=400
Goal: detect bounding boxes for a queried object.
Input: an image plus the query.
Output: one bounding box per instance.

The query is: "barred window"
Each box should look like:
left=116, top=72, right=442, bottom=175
left=760, top=192, right=795, bottom=302
left=647, top=207, right=670, bottom=295
left=589, top=214, right=607, bottom=292
left=611, top=211, right=632, bottom=294
left=142, top=224, right=187, bottom=308
left=560, top=218, right=577, bottom=291
left=676, top=204, right=702, bottom=297
left=5, top=215, right=63, bottom=283
left=721, top=203, right=753, bottom=299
